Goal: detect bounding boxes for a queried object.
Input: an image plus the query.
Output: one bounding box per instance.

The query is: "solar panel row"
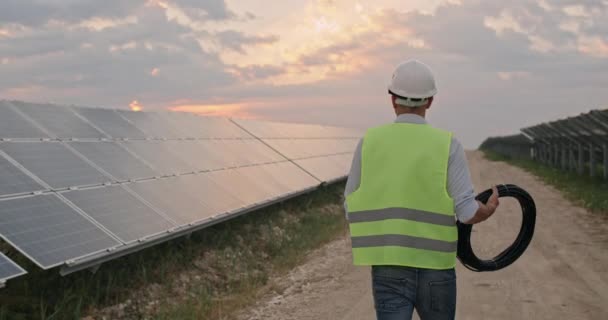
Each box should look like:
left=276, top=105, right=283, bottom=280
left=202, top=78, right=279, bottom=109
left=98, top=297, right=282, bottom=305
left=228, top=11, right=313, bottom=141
left=0, top=101, right=358, bottom=281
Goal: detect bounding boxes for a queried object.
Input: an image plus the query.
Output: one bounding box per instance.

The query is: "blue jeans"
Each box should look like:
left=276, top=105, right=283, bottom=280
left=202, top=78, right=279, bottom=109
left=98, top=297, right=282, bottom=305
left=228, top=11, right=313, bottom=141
left=371, top=266, right=456, bottom=320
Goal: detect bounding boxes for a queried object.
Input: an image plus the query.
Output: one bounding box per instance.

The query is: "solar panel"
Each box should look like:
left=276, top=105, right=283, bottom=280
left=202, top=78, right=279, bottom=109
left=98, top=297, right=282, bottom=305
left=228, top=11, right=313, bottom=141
left=121, top=140, right=195, bottom=175
left=323, top=125, right=363, bottom=138
left=234, top=118, right=361, bottom=138
left=239, top=139, right=286, bottom=164
left=336, top=153, right=354, bottom=171
left=117, top=111, right=185, bottom=139
left=194, top=140, right=234, bottom=170
left=0, top=154, right=45, bottom=197
left=233, top=119, right=318, bottom=138
left=177, top=173, right=246, bottom=214
left=216, top=139, right=285, bottom=168
left=0, top=194, right=120, bottom=269
left=0, top=252, right=26, bottom=284
left=207, top=140, right=247, bottom=168
left=234, top=165, right=288, bottom=200
left=163, top=113, right=210, bottom=139
left=163, top=140, right=221, bottom=172
left=195, top=116, right=253, bottom=139
left=0, top=142, right=110, bottom=189
left=247, top=162, right=319, bottom=196
left=74, top=108, right=147, bottom=139
left=0, top=101, right=49, bottom=139
left=62, top=185, right=175, bottom=243
left=127, top=177, right=213, bottom=226
left=265, top=161, right=320, bottom=191
left=263, top=139, right=314, bottom=159
left=13, top=101, right=105, bottom=139
left=68, top=141, right=158, bottom=181
left=263, top=139, right=359, bottom=159
left=294, top=154, right=351, bottom=182
left=160, top=139, right=285, bottom=173
left=166, top=113, right=252, bottom=139
left=206, top=169, right=272, bottom=206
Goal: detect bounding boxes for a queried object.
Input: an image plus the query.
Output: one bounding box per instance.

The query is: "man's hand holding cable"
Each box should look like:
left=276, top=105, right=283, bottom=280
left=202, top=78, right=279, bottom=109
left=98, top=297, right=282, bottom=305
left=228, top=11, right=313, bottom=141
left=464, top=186, right=500, bottom=224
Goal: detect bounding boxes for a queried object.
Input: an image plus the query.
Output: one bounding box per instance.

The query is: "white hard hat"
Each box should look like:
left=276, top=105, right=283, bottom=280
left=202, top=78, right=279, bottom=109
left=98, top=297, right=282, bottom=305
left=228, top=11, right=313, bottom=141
left=388, top=60, right=437, bottom=107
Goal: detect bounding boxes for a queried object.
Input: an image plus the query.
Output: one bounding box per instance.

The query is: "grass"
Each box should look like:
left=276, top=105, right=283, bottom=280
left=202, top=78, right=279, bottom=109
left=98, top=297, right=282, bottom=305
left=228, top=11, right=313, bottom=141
left=482, top=151, right=608, bottom=213
left=0, top=183, right=348, bottom=320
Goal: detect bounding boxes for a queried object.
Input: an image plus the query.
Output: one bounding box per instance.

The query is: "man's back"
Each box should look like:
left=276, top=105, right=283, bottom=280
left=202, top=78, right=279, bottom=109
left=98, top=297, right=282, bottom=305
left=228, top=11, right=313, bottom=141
left=344, top=59, right=500, bottom=320
left=345, top=114, right=479, bottom=225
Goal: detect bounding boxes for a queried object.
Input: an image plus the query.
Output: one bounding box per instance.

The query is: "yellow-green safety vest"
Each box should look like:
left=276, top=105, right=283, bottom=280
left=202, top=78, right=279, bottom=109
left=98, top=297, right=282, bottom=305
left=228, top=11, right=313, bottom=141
left=346, top=123, right=457, bottom=269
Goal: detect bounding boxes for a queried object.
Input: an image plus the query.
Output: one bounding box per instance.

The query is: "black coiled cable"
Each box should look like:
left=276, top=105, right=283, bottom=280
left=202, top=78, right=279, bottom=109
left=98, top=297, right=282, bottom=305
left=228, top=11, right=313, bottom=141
left=457, top=184, right=536, bottom=272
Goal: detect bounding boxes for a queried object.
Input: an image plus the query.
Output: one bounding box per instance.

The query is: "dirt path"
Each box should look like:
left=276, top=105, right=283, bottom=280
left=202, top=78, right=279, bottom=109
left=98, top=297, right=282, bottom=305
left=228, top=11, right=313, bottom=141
left=237, top=151, right=608, bottom=320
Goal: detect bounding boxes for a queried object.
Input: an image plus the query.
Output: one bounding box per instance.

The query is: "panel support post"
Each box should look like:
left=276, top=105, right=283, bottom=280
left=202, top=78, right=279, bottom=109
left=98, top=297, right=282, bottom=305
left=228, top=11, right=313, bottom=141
left=554, top=144, right=559, bottom=167
left=569, top=144, right=575, bottom=171
left=561, top=144, right=567, bottom=170
left=589, top=143, right=596, bottom=178
left=89, top=264, right=101, bottom=274
left=602, top=143, right=608, bottom=180
left=538, top=145, right=543, bottom=164
left=578, top=144, right=584, bottom=175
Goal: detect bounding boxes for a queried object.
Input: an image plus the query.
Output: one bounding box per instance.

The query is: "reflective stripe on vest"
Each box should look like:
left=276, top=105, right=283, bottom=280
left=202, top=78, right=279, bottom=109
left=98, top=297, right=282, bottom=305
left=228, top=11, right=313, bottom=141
left=346, top=123, right=456, bottom=269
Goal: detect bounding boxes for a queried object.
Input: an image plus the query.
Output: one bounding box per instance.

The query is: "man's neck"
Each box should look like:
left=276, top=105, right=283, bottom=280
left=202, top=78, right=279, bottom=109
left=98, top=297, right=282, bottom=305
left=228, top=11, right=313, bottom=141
left=396, top=111, right=426, bottom=118
left=394, top=113, right=428, bottom=124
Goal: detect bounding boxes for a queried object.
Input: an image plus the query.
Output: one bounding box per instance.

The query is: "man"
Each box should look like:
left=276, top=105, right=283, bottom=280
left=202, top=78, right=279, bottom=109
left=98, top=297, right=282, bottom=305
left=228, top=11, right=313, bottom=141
left=344, top=60, right=500, bottom=320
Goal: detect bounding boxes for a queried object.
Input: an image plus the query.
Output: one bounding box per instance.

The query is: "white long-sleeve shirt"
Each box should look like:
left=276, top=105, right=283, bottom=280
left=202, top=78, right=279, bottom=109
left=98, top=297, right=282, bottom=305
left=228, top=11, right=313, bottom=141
left=344, top=114, right=479, bottom=223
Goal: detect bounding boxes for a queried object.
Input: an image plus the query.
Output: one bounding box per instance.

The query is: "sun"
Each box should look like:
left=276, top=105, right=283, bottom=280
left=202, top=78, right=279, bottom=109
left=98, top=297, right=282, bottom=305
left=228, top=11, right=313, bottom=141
left=129, top=100, right=143, bottom=112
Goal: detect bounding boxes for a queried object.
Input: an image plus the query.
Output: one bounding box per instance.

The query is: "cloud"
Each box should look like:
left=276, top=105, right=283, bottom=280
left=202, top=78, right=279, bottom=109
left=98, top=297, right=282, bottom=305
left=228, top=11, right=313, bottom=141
left=0, top=0, right=606, bottom=148
left=0, top=0, right=145, bottom=27
left=482, top=0, right=608, bottom=58
left=0, top=3, right=237, bottom=106
left=230, top=64, right=285, bottom=81
left=215, top=30, right=278, bottom=54
left=171, top=0, right=235, bottom=20
left=211, top=0, right=607, bottom=146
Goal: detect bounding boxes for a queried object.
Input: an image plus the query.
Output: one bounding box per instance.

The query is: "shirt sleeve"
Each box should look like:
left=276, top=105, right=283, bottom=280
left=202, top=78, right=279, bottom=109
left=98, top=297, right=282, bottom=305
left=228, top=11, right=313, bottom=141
left=448, top=137, right=479, bottom=223
left=344, top=138, right=363, bottom=219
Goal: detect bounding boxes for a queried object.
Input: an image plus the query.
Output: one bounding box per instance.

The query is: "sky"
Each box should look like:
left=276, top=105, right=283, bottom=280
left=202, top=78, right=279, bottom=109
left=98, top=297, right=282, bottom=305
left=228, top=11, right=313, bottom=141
left=1, top=0, right=607, bottom=148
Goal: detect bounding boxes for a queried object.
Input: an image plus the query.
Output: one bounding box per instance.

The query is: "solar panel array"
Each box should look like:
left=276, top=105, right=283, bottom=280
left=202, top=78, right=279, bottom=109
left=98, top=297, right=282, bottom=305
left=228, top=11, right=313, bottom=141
left=480, top=108, right=608, bottom=179
left=0, top=100, right=360, bottom=285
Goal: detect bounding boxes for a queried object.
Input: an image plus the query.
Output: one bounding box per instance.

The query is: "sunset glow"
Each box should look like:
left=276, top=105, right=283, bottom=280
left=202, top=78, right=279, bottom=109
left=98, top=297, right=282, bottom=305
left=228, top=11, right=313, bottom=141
left=215, top=1, right=429, bottom=86
left=129, top=100, right=143, bottom=112
left=169, top=103, right=257, bottom=118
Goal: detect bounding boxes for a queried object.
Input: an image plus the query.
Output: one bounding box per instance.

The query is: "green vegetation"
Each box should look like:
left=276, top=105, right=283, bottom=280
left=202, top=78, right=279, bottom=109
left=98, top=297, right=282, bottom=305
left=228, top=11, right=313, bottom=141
left=0, top=183, right=348, bottom=320
left=483, top=151, right=608, bottom=213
